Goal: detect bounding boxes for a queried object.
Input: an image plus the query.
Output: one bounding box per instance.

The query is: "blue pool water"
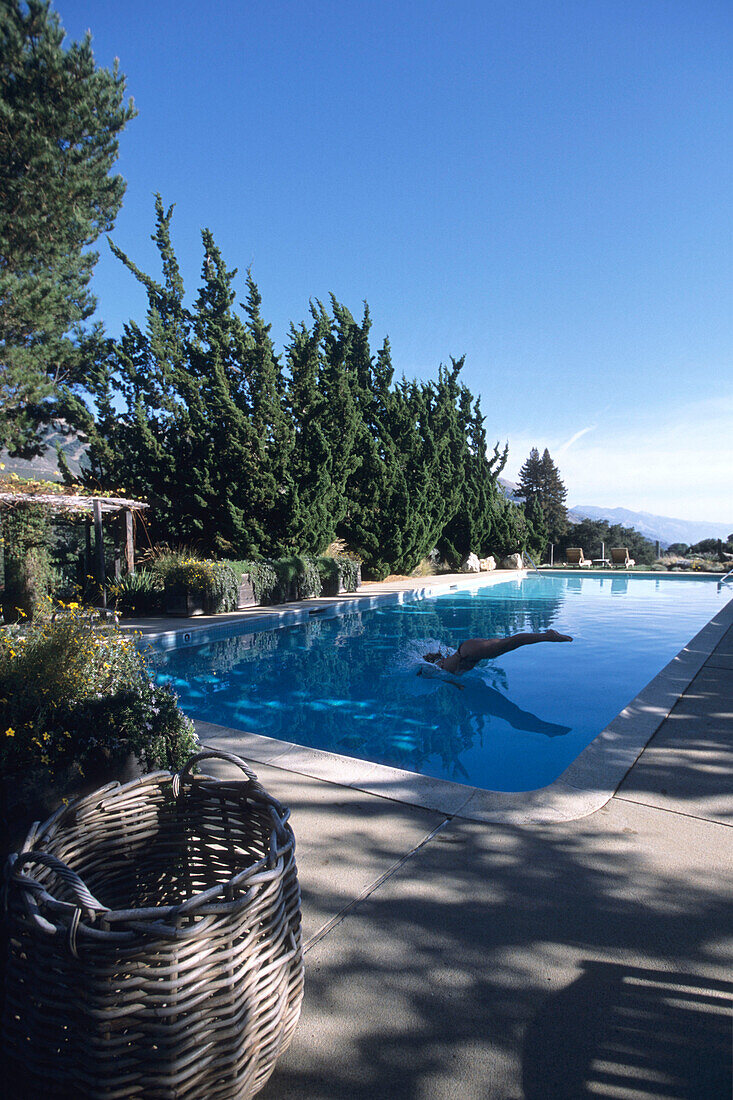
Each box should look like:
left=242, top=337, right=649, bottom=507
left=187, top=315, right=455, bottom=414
left=149, top=574, right=727, bottom=792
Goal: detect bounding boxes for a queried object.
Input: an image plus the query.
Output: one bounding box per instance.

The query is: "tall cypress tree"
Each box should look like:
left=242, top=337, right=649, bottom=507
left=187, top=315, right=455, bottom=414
left=421, top=361, right=465, bottom=547
left=377, top=377, right=429, bottom=573
left=488, top=495, right=531, bottom=559
left=86, top=197, right=196, bottom=544
left=87, top=201, right=286, bottom=556
left=517, top=447, right=543, bottom=505
left=328, top=301, right=393, bottom=575
left=236, top=272, right=297, bottom=556
left=439, top=388, right=508, bottom=565
left=188, top=233, right=263, bottom=555
left=337, top=321, right=450, bottom=577
left=347, top=357, right=467, bottom=576
left=285, top=306, right=341, bottom=553
left=539, top=447, right=568, bottom=542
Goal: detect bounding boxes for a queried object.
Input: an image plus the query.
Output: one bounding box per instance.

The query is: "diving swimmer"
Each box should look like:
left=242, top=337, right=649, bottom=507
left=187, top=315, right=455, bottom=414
left=419, top=630, right=572, bottom=678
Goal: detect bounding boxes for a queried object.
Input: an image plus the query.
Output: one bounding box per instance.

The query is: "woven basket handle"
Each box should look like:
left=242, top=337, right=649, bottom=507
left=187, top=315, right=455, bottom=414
left=176, top=748, right=261, bottom=787
left=12, top=851, right=108, bottom=913
left=175, top=748, right=289, bottom=827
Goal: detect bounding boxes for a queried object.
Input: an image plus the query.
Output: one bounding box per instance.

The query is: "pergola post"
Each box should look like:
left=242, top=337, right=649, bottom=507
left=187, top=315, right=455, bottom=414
left=84, top=521, right=93, bottom=583
left=92, top=498, right=107, bottom=608
left=123, top=508, right=135, bottom=574
left=113, top=519, right=122, bottom=580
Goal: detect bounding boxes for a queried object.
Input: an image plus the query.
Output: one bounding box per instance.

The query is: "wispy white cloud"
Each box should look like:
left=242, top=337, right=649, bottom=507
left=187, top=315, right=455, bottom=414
left=555, top=426, right=595, bottom=457
left=504, top=394, right=733, bottom=524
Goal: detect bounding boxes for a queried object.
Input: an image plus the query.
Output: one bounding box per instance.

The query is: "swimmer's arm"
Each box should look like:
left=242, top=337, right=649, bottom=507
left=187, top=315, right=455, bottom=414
left=417, top=664, right=465, bottom=690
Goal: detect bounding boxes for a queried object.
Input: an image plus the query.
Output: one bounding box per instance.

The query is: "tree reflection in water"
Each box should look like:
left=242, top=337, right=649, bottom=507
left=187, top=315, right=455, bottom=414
left=150, top=588, right=570, bottom=786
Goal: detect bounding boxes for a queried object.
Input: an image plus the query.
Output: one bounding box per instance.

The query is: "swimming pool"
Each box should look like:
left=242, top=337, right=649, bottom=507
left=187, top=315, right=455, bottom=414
left=149, top=573, right=728, bottom=793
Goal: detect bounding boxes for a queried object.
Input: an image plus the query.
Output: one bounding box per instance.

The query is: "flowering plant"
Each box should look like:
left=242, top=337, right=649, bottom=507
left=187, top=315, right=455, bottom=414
left=162, top=559, right=239, bottom=612
left=0, top=600, right=198, bottom=778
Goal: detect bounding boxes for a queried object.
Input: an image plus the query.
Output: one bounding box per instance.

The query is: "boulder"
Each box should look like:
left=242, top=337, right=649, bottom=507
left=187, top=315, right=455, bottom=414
left=460, top=553, right=481, bottom=573
left=479, top=556, right=496, bottom=572
left=500, top=553, right=523, bottom=570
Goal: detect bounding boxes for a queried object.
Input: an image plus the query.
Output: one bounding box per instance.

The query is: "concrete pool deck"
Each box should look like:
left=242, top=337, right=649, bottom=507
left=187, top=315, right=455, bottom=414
left=130, top=572, right=732, bottom=1097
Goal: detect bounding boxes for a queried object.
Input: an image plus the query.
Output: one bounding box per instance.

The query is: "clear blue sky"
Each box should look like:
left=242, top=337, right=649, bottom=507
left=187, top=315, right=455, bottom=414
left=59, top=0, right=732, bottom=523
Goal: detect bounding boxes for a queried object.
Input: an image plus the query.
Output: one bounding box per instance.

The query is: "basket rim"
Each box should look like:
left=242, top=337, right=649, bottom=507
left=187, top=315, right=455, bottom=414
left=4, top=748, right=299, bottom=948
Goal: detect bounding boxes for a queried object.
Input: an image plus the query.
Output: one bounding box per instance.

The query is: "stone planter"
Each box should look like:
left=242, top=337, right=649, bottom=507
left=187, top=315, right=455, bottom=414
left=319, top=572, right=338, bottom=598
left=237, top=573, right=257, bottom=609
left=164, top=584, right=205, bottom=617
left=276, top=579, right=298, bottom=604
left=320, top=573, right=343, bottom=597
left=320, top=563, right=362, bottom=596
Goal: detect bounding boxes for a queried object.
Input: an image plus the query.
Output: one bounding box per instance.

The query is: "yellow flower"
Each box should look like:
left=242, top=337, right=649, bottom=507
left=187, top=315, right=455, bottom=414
left=5, top=728, right=15, bottom=737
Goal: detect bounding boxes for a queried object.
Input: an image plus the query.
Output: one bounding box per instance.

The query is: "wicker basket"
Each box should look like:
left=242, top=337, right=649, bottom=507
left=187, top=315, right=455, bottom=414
left=2, top=748, right=304, bottom=1099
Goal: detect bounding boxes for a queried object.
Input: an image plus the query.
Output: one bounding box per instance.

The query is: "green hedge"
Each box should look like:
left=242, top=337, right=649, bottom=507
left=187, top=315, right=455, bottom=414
left=150, top=554, right=362, bottom=613
left=225, top=557, right=327, bottom=603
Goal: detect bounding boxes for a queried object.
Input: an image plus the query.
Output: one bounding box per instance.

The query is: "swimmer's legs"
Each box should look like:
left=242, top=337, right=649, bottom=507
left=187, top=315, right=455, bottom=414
left=459, top=631, right=573, bottom=662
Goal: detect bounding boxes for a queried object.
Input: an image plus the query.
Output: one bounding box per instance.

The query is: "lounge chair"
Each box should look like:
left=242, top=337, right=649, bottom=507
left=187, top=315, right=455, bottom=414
left=566, top=548, right=593, bottom=568
left=610, top=547, right=635, bottom=568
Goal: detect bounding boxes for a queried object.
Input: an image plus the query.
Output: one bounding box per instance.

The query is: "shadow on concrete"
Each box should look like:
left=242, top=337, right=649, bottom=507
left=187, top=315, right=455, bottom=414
left=615, top=663, right=733, bottom=822
left=523, top=962, right=732, bottom=1099
left=257, top=788, right=732, bottom=1099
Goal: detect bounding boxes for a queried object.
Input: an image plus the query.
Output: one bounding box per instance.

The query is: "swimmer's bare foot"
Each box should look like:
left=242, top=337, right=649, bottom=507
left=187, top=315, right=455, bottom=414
left=546, top=630, right=573, bottom=642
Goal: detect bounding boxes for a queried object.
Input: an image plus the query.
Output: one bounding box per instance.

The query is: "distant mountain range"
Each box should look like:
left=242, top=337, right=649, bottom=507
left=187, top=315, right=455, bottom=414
left=498, top=479, right=730, bottom=548
left=0, top=425, right=88, bottom=483
left=568, top=506, right=731, bottom=549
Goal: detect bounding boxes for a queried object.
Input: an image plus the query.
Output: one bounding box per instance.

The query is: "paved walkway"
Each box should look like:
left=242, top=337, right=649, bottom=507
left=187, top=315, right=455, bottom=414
left=183, top=585, right=732, bottom=1100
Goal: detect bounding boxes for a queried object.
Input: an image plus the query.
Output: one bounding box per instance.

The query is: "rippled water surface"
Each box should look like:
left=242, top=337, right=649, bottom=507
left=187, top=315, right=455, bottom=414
left=150, top=574, right=727, bottom=791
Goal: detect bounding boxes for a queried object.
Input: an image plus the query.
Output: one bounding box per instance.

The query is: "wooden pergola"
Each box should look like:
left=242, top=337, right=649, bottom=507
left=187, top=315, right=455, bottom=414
left=0, top=489, right=149, bottom=608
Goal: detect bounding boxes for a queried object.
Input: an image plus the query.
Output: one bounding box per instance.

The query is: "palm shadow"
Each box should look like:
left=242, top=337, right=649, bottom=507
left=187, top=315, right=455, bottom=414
left=523, top=961, right=732, bottom=1099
